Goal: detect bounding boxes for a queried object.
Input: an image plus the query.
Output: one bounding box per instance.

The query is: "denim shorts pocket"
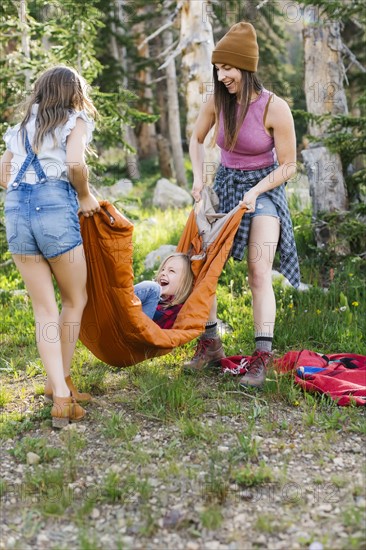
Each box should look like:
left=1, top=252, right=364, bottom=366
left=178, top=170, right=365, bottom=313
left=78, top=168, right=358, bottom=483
left=36, top=204, right=71, bottom=239
left=5, top=206, right=20, bottom=242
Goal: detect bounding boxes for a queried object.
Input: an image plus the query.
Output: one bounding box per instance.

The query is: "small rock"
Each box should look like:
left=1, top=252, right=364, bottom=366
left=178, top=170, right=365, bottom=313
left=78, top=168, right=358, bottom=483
left=99, top=179, right=133, bottom=200
left=144, top=245, right=177, bottom=270
left=162, top=509, right=184, bottom=528
left=63, top=423, right=79, bottom=432
left=296, top=531, right=310, bottom=541
left=309, top=543, right=324, bottom=550
left=36, top=533, right=50, bottom=547
left=148, top=478, right=160, bottom=488
left=318, top=503, right=332, bottom=512
left=355, top=496, right=366, bottom=506
left=204, top=542, right=221, bottom=550
left=153, top=178, right=192, bottom=210
left=5, top=537, right=16, bottom=549
left=75, top=424, right=87, bottom=433
left=90, top=508, right=100, bottom=519
left=26, top=452, right=40, bottom=465
left=99, top=534, right=114, bottom=546
left=233, top=513, right=247, bottom=526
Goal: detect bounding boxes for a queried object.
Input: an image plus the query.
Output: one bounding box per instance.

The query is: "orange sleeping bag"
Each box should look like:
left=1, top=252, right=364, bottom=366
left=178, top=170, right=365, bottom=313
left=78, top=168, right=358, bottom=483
left=79, top=188, right=246, bottom=367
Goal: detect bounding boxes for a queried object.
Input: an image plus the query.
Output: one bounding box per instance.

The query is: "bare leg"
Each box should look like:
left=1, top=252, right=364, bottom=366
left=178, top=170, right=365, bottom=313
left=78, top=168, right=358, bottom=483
left=207, top=295, right=217, bottom=323
left=247, top=216, right=280, bottom=336
left=49, top=245, right=88, bottom=379
left=12, top=255, right=70, bottom=398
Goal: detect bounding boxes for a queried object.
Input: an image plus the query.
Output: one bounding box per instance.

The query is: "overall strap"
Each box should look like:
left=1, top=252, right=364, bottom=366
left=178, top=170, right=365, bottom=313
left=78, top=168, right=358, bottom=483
left=13, top=130, right=48, bottom=184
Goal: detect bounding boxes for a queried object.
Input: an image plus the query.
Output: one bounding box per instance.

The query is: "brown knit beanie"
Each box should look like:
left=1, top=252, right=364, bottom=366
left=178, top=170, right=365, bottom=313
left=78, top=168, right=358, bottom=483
left=211, top=21, right=259, bottom=72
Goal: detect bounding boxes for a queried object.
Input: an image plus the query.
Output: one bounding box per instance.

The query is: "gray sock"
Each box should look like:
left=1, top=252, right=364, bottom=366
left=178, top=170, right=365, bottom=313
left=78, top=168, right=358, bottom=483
left=202, top=321, right=218, bottom=340
left=255, top=332, right=273, bottom=353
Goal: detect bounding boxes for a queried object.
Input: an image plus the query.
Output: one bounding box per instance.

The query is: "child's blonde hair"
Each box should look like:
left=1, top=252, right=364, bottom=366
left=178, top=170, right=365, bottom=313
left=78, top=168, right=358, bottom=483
left=20, top=65, right=97, bottom=153
left=156, top=253, right=194, bottom=307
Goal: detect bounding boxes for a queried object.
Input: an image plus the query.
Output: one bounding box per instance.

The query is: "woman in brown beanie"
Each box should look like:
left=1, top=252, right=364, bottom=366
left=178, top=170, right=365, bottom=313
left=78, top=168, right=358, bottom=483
left=184, top=22, right=300, bottom=388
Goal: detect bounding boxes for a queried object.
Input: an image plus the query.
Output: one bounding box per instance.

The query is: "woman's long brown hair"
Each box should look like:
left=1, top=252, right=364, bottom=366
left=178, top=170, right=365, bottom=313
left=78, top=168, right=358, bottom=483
left=20, top=66, right=97, bottom=153
left=211, top=68, right=263, bottom=151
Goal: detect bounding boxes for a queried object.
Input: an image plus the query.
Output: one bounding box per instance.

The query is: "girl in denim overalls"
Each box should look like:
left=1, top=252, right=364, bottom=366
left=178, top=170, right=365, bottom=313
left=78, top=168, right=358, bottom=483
left=0, top=66, right=100, bottom=427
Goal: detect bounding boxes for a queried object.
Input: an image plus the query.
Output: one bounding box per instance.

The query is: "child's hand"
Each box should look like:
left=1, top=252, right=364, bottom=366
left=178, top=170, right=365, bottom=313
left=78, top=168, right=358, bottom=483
left=78, top=193, right=101, bottom=217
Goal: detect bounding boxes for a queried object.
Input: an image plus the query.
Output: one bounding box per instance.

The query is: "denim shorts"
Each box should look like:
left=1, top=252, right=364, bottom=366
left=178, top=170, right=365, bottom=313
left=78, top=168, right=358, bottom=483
left=5, top=179, right=82, bottom=259
left=250, top=193, right=279, bottom=219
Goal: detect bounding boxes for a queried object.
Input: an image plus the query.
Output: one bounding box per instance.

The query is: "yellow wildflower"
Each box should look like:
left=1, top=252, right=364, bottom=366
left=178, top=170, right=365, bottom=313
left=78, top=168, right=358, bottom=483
left=352, top=301, right=359, bottom=307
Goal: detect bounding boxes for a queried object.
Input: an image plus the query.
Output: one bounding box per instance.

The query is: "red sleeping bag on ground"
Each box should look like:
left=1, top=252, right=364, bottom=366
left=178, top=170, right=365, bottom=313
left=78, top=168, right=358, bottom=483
left=274, top=350, right=366, bottom=406
left=221, top=350, right=366, bottom=406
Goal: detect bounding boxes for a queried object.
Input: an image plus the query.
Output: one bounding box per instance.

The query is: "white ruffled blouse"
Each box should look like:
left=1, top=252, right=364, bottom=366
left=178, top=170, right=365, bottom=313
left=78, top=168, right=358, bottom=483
left=3, top=104, right=94, bottom=185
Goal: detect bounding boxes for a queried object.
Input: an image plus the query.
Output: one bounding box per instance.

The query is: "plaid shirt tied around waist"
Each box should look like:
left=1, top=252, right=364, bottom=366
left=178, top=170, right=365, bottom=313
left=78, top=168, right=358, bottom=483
left=213, top=163, right=301, bottom=288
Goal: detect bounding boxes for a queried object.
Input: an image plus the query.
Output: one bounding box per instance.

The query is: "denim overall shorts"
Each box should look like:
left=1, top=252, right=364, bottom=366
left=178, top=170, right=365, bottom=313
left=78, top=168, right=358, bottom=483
left=5, top=132, right=82, bottom=259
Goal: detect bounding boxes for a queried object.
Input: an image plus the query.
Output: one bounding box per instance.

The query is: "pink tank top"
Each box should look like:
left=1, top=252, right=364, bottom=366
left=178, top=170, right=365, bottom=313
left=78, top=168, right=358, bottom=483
left=217, top=89, right=276, bottom=170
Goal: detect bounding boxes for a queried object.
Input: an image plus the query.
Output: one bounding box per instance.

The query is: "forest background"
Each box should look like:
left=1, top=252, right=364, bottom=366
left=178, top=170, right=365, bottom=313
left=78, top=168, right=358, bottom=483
left=0, top=0, right=365, bottom=257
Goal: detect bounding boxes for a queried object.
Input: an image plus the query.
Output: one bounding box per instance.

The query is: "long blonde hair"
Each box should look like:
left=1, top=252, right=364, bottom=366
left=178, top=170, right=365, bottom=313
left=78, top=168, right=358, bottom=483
left=155, top=253, right=194, bottom=307
left=20, top=65, right=97, bottom=153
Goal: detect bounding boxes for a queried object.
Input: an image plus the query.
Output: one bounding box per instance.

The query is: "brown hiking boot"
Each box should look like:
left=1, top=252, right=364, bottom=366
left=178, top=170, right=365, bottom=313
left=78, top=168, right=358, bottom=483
left=184, top=337, right=225, bottom=371
left=239, top=350, right=273, bottom=388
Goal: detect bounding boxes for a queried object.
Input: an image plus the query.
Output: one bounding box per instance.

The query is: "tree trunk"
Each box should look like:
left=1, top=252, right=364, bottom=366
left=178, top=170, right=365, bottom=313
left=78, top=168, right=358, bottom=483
left=18, top=0, right=32, bottom=90
left=110, top=0, right=140, bottom=180
left=162, top=28, right=187, bottom=187
left=180, top=0, right=219, bottom=185
left=302, top=18, right=349, bottom=252
left=156, top=66, right=174, bottom=178
left=156, top=134, right=173, bottom=178
left=134, top=19, right=158, bottom=159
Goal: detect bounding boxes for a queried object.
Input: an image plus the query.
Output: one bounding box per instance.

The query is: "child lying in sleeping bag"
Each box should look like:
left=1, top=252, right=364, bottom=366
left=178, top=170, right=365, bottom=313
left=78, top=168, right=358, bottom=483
left=134, top=253, right=194, bottom=329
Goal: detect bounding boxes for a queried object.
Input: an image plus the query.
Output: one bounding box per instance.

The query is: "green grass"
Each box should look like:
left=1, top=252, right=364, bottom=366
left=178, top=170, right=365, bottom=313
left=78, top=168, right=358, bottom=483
left=178, top=418, right=216, bottom=442
left=134, top=367, right=206, bottom=421
left=101, top=471, right=153, bottom=505
left=200, top=505, right=224, bottom=529
left=232, top=461, right=274, bottom=488
left=0, top=386, right=12, bottom=407
left=10, top=436, right=62, bottom=463
left=24, top=467, right=72, bottom=516
left=100, top=411, right=140, bottom=440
